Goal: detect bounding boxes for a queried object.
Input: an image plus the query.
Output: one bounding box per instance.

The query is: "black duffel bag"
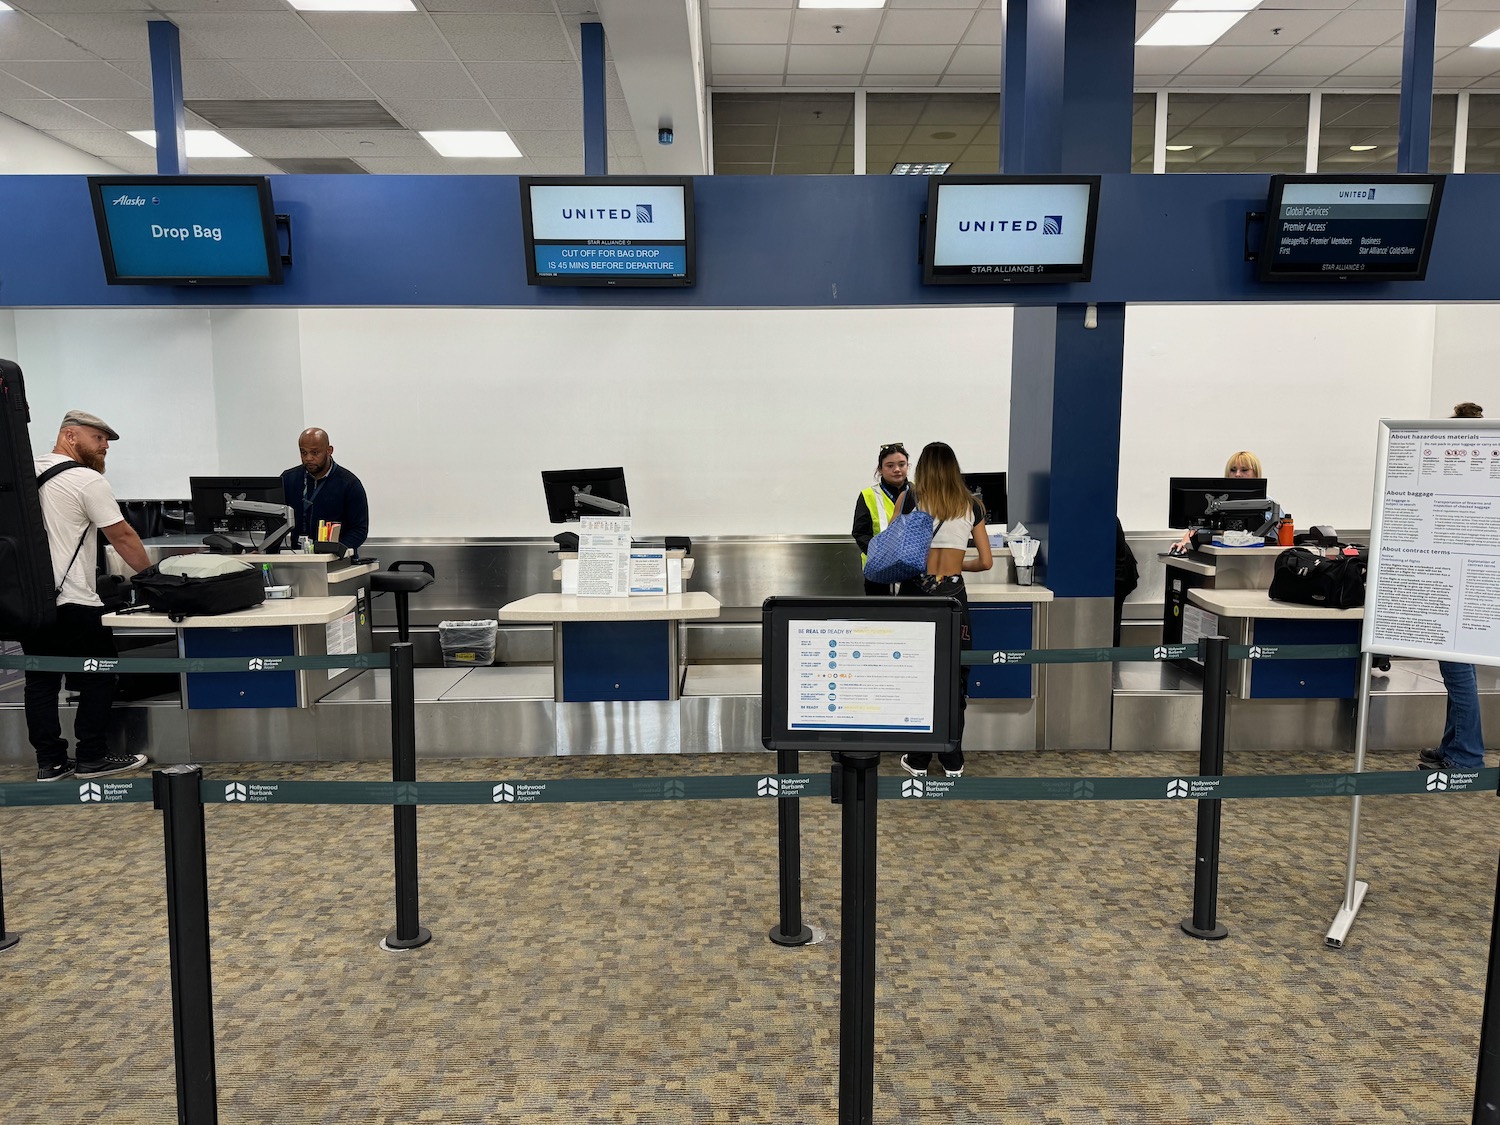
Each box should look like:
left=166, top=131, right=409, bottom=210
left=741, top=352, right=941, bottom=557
left=131, top=555, right=266, bottom=623
left=1268, top=546, right=1368, bottom=610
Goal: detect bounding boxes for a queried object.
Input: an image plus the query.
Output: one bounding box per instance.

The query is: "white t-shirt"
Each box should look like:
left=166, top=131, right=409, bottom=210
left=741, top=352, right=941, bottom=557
left=35, top=453, right=125, bottom=607
left=929, top=499, right=983, bottom=551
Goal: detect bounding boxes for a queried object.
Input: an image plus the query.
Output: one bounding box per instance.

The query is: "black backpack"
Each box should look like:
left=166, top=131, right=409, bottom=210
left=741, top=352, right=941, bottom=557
left=130, top=557, right=266, bottom=623
left=1268, top=546, right=1369, bottom=610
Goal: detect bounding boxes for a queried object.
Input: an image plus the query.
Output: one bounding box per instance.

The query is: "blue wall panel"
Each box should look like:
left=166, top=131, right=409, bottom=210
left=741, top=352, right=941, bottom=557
left=5, top=172, right=1500, bottom=308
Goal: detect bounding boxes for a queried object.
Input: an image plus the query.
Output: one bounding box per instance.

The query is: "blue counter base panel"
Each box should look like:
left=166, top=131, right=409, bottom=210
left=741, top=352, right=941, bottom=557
left=184, top=625, right=298, bottom=709
left=968, top=605, right=1034, bottom=700
left=560, top=620, right=672, bottom=703
left=1250, top=618, right=1361, bottom=699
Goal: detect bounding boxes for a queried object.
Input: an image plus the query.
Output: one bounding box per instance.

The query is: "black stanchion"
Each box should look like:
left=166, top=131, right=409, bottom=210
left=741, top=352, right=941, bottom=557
left=153, top=765, right=219, bottom=1125
left=1182, top=634, right=1230, bottom=941
left=384, top=642, right=431, bottom=951
left=1473, top=831, right=1500, bottom=1122
left=0, top=848, right=19, bottom=951
left=769, top=746, right=814, bottom=947
left=837, top=750, right=880, bottom=1125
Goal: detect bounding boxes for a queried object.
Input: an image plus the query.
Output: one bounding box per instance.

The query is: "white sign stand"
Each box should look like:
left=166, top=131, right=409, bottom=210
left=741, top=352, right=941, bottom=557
left=1326, top=418, right=1500, bottom=948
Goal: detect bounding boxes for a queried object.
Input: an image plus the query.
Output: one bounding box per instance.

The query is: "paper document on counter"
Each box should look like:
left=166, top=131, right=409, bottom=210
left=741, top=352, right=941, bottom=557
left=629, top=549, right=667, bottom=595
left=577, top=517, right=631, bottom=597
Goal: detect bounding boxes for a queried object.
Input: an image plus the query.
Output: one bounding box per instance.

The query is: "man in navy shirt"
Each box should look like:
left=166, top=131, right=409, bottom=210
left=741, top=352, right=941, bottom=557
left=280, top=427, right=369, bottom=556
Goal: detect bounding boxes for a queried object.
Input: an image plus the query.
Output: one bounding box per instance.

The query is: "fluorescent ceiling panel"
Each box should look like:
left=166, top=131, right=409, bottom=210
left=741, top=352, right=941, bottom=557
left=420, top=131, right=523, bottom=158
left=1473, top=28, right=1500, bottom=49
left=799, top=0, right=886, bottom=9
left=1138, top=12, right=1250, bottom=46
left=287, top=0, right=416, bottom=10
left=128, top=130, right=253, bottom=158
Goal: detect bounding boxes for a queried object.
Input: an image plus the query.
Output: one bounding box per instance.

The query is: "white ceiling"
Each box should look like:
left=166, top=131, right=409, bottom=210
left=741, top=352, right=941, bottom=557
left=0, top=0, right=1497, bottom=175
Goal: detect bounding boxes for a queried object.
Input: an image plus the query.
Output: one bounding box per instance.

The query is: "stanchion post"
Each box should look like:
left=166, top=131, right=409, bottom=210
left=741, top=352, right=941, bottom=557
left=770, top=746, right=814, bottom=946
left=1182, top=634, right=1230, bottom=941
left=1473, top=831, right=1500, bottom=1122
left=383, top=642, right=431, bottom=951
left=837, top=750, right=880, bottom=1125
left=0, top=848, right=19, bottom=951
left=153, top=765, right=219, bottom=1125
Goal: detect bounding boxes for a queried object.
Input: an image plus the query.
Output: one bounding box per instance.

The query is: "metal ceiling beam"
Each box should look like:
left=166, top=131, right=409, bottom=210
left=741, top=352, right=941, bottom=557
left=597, top=0, right=708, bottom=175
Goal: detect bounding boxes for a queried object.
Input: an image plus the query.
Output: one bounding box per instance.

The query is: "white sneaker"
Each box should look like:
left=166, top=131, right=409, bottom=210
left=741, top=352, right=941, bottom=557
left=946, top=765, right=964, bottom=778
left=899, top=754, right=927, bottom=778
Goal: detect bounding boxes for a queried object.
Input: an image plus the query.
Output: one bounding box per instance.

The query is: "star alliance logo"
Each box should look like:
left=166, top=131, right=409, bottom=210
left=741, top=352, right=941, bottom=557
left=1166, top=778, right=1190, bottom=798
left=492, top=783, right=515, bottom=803
left=901, top=778, right=924, bottom=798
left=636, top=204, right=653, bottom=223
left=757, top=777, right=781, bottom=797
left=1426, top=772, right=1449, bottom=792
left=225, top=783, right=248, bottom=802
left=79, top=782, right=103, bottom=802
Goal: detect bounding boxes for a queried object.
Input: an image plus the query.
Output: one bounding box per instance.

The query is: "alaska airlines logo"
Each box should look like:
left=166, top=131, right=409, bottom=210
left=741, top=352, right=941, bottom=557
left=958, top=215, right=1063, bottom=235
left=110, top=193, right=147, bottom=206
left=558, top=204, right=654, bottom=223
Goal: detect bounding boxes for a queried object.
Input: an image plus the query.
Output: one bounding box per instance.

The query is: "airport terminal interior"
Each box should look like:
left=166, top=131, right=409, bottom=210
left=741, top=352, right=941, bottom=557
left=2, top=0, right=1500, bottom=1121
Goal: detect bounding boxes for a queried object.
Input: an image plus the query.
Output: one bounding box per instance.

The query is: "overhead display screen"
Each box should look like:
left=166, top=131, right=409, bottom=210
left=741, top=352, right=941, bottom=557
left=923, top=175, right=1101, bottom=285
left=520, top=176, right=695, bottom=287
left=87, top=175, right=283, bottom=286
left=1258, top=174, right=1444, bottom=282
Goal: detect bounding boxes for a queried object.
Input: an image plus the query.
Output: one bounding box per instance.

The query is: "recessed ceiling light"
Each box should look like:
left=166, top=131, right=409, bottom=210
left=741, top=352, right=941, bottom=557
left=420, top=131, right=523, bottom=159
left=1472, top=27, right=1500, bottom=49
left=891, top=162, right=951, bottom=175
left=1169, top=0, right=1260, bottom=10
left=1349, top=145, right=1378, bottom=152
left=0, top=3, right=15, bottom=11
left=799, top=0, right=885, bottom=8
left=128, top=129, right=252, bottom=158
left=1166, top=144, right=1194, bottom=151
left=286, top=0, right=416, bottom=10
left=1137, top=11, right=1252, bottom=46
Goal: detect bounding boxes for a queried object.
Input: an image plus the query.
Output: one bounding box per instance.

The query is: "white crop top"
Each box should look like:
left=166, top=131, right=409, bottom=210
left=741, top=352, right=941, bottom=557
left=929, top=500, right=980, bottom=551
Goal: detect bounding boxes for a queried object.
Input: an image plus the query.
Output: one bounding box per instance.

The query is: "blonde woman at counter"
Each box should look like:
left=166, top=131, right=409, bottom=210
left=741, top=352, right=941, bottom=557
left=1169, top=450, right=1265, bottom=556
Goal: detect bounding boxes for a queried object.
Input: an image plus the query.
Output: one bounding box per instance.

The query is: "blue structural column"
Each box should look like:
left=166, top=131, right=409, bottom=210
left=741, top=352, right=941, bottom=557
left=1396, top=0, right=1436, bottom=174
left=1004, top=0, right=1135, bottom=747
left=581, top=22, right=608, bottom=176
left=148, top=20, right=187, bottom=176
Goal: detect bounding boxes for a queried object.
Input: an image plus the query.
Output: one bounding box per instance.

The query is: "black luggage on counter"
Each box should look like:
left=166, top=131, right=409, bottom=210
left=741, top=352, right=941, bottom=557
left=0, top=361, right=62, bottom=640
left=1268, top=546, right=1369, bottom=611
left=131, top=555, right=266, bottom=623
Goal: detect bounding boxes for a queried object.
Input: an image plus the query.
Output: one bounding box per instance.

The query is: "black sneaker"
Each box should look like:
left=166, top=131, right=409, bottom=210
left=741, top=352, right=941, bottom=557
left=75, top=753, right=149, bottom=780
left=36, top=759, right=75, bottom=782
left=1418, top=747, right=1448, bottom=769
left=900, top=754, right=927, bottom=778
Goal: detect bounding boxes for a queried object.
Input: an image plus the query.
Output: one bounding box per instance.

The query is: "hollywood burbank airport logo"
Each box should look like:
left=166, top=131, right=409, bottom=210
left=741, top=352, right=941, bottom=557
left=901, top=778, right=924, bottom=798
left=225, top=783, right=248, bottom=802
left=757, top=777, right=781, bottom=797
left=493, top=783, right=515, bottom=803
left=1166, top=778, right=1190, bottom=798
left=1427, top=772, right=1450, bottom=792
left=79, top=782, right=103, bottom=802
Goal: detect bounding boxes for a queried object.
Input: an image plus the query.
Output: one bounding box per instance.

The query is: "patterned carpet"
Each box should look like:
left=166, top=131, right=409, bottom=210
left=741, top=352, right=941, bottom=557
left=0, top=747, right=1494, bottom=1124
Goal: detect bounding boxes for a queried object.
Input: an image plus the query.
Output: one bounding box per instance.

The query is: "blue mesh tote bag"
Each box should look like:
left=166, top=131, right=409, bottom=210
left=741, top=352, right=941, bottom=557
left=862, top=507, right=934, bottom=585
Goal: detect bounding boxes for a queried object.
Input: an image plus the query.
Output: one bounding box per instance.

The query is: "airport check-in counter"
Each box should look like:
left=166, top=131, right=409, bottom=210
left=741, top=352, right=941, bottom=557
left=1161, top=545, right=1282, bottom=653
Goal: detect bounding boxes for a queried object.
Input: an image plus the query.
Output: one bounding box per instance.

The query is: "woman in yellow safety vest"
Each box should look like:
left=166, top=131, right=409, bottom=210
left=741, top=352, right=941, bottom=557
left=851, top=441, right=915, bottom=595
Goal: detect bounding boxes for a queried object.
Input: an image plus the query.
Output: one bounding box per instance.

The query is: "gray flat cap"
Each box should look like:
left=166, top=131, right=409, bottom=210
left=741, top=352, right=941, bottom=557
left=60, top=410, right=119, bottom=441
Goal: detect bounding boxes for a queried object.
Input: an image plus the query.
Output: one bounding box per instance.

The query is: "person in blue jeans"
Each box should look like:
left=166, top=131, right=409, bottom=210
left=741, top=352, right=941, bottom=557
left=1419, top=662, right=1486, bottom=771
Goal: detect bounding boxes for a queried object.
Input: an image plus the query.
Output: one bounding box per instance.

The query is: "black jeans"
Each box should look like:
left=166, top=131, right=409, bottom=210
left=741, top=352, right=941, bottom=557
left=899, top=575, right=970, bottom=772
left=21, top=603, right=118, bottom=767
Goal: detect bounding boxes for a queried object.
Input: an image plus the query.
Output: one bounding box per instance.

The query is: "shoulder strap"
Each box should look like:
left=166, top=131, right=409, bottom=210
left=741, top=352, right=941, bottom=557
left=37, top=460, right=94, bottom=597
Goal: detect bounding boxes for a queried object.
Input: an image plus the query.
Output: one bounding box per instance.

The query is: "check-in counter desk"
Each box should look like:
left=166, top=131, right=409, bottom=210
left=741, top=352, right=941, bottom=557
left=1186, top=588, right=1362, bottom=700
left=1161, top=545, right=1281, bottom=650
left=966, top=582, right=1054, bottom=701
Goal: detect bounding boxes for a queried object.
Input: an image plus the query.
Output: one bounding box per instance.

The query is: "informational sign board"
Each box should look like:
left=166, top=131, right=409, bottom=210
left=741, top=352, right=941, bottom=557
left=1258, top=175, right=1443, bottom=282
left=520, top=177, right=695, bottom=287
left=1364, top=418, right=1500, bottom=665
left=761, top=596, right=962, bottom=751
left=923, top=175, right=1100, bottom=285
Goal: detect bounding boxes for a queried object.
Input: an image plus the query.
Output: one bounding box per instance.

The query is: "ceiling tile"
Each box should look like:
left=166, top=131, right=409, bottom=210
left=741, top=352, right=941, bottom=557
left=0, top=69, right=44, bottom=98
left=878, top=9, right=975, bottom=46
left=166, top=14, right=336, bottom=61
left=0, top=60, right=147, bottom=98
left=607, top=129, right=638, bottom=156
left=963, top=8, right=1001, bottom=47
left=24, top=13, right=200, bottom=62
left=430, top=14, right=575, bottom=62
left=105, top=154, right=161, bottom=174
left=705, top=0, right=794, bottom=7
left=55, top=97, right=156, bottom=129
left=1334, top=45, right=1402, bottom=78
left=780, top=73, right=861, bottom=85
left=347, top=61, right=480, bottom=100
left=871, top=75, right=941, bottom=86
left=0, top=15, right=99, bottom=62
left=325, top=128, right=430, bottom=158
left=112, top=57, right=266, bottom=99
left=1435, top=48, right=1500, bottom=80
left=938, top=74, right=1002, bottom=87
left=1258, top=45, right=1373, bottom=76
left=0, top=97, right=112, bottom=129
left=299, top=14, right=455, bottom=63
left=790, top=10, right=881, bottom=46
left=45, top=126, right=148, bottom=156
left=508, top=128, right=583, bottom=158
left=786, top=44, right=869, bottom=74
left=423, top=0, right=557, bottom=12
left=228, top=60, right=374, bottom=99
left=886, top=0, right=983, bottom=8
left=946, top=44, right=998, bottom=76
left=1215, top=9, right=1339, bottom=49
left=711, top=74, right=788, bottom=86
left=493, top=99, right=583, bottom=132
left=868, top=45, right=954, bottom=75
left=1303, top=10, right=1404, bottom=48
left=17, top=0, right=152, bottom=10
left=380, top=98, right=501, bottom=130
left=709, top=8, right=793, bottom=44
left=1242, top=74, right=1324, bottom=87
left=712, top=44, right=788, bottom=74
left=1133, top=46, right=1210, bottom=74
left=188, top=156, right=281, bottom=173
left=466, top=61, right=579, bottom=101
left=217, top=127, right=342, bottom=157
left=1437, top=12, right=1500, bottom=49
left=1180, top=45, right=1282, bottom=78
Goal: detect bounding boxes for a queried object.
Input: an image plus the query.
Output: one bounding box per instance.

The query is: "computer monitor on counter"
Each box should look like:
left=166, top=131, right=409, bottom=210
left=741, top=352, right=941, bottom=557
left=963, top=472, right=1007, bottom=527
left=189, top=476, right=284, bottom=543
left=1168, top=476, right=1268, bottom=530
left=542, top=467, right=631, bottom=522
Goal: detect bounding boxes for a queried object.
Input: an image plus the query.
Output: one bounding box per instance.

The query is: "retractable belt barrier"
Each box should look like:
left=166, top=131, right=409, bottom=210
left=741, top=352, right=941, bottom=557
left=0, top=653, right=391, bottom=673
left=960, top=642, right=1361, bottom=665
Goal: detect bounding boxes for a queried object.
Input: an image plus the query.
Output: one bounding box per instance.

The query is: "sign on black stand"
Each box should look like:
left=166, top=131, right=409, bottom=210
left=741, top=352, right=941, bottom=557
left=762, top=597, right=963, bottom=1125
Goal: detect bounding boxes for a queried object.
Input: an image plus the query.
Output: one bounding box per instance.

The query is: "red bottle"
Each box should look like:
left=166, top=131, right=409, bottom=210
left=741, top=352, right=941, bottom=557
left=1277, top=515, right=1294, bottom=547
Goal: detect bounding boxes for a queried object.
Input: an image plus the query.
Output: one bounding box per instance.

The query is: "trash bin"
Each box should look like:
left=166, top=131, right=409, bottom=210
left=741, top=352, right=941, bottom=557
left=438, top=619, right=497, bottom=667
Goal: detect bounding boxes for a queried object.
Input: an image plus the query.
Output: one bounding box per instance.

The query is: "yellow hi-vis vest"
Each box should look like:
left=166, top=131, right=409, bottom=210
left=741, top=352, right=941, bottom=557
left=860, top=485, right=904, bottom=566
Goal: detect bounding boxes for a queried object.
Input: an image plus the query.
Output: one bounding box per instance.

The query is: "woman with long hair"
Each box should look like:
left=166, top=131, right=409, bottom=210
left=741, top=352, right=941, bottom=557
left=899, top=441, right=992, bottom=779
left=851, top=441, right=916, bottom=596
left=1170, top=450, right=1265, bottom=555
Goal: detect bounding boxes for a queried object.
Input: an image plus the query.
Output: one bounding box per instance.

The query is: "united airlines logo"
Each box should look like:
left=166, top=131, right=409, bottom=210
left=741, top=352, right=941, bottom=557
left=492, top=783, right=515, bottom=803
left=1166, top=778, right=1190, bottom=798
left=757, top=777, right=781, bottom=797
left=957, top=215, right=1064, bottom=234
left=901, top=778, right=924, bottom=798
left=225, top=782, right=248, bottom=802
left=636, top=204, right=653, bottom=223
left=1426, top=772, right=1449, bottom=792
left=1043, top=215, right=1063, bottom=236
left=559, top=204, right=654, bottom=223
left=79, top=782, right=103, bottom=802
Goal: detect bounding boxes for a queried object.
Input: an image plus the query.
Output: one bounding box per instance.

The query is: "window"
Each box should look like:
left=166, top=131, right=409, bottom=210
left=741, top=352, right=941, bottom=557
left=1164, top=93, right=1309, bottom=174
left=711, top=93, right=855, bottom=175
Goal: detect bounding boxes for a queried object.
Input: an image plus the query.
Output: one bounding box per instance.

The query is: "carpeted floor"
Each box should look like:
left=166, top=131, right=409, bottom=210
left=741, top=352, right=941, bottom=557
left=1, top=746, right=1494, bottom=1124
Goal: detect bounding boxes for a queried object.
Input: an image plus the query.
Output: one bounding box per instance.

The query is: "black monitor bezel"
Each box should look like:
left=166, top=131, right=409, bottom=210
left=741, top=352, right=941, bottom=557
left=922, top=174, right=1102, bottom=286
left=761, top=595, right=963, bottom=752
left=519, top=175, right=696, bottom=288
left=963, top=471, right=1008, bottom=527
left=541, top=467, right=631, bottom=524
left=87, top=175, right=284, bottom=287
left=1256, top=173, right=1445, bottom=283
left=1167, top=476, right=1269, bottom=529
left=188, top=475, right=284, bottom=536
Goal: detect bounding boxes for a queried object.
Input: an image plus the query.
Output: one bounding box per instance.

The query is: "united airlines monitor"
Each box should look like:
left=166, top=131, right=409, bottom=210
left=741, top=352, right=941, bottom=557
left=1258, top=174, right=1444, bottom=282
left=520, top=176, right=695, bottom=287
left=923, top=175, right=1101, bottom=285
